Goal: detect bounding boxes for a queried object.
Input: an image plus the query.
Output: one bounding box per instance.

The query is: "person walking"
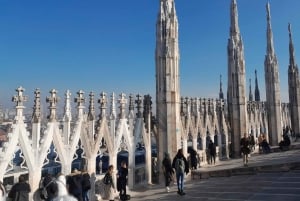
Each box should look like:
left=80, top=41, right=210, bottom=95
left=162, top=152, right=174, bottom=192
left=117, top=161, right=129, bottom=201
left=8, top=175, right=31, bottom=201
left=208, top=140, right=216, bottom=165
left=172, top=149, right=189, bottom=196
left=102, top=165, right=116, bottom=201
left=240, top=133, right=251, bottom=166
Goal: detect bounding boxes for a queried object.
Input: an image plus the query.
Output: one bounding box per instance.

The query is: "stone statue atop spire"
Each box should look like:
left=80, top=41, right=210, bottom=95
left=264, top=1, right=282, bottom=145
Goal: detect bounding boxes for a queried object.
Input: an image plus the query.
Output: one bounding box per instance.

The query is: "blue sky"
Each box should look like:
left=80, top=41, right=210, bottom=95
left=0, top=0, right=299, bottom=109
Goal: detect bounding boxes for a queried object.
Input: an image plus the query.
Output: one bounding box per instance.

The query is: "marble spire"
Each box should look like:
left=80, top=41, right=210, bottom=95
left=249, top=79, right=253, bottom=102
left=254, top=70, right=260, bottom=102
left=219, top=75, right=224, bottom=99
left=227, top=0, right=247, bottom=157
left=288, top=23, right=300, bottom=136
left=156, top=0, right=182, bottom=159
left=264, top=1, right=282, bottom=145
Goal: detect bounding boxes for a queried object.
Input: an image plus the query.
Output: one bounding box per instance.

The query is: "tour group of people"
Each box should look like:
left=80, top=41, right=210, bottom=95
left=1, top=131, right=294, bottom=201
left=0, top=160, right=129, bottom=201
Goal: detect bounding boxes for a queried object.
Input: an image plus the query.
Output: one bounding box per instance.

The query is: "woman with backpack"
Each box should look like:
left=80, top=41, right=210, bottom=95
left=172, top=149, right=189, bottom=196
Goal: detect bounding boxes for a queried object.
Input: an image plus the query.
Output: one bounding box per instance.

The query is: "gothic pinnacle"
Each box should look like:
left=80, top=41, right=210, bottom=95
left=230, top=0, right=239, bottom=36
left=255, top=70, right=260, bottom=101
left=249, top=78, right=253, bottom=101
left=288, top=23, right=296, bottom=68
left=266, top=1, right=274, bottom=56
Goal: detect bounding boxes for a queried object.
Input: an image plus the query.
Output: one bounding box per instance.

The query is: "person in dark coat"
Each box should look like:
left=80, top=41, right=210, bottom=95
left=117, top=161, right=128, bottom=201
left=42, top=174, right=58, bottom=201
left=189, top=148, right=198, bottom=170
left=279, top=133, right=291, bottom=150
left=67, top=169, right=83, bottom=201
left=81, top=171, right=91, bottom=201
left=172, top=149, right=189, bottom=196
left=240, top=133, right=250, bottom=166
left=208, top=140, right=216, bottom=165
left=8, top=175, right=31, bottom=201
left=162, top=152, right=174, bottom=192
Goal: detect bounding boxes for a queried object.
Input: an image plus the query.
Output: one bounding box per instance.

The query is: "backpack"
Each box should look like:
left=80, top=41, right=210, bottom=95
left=39, top=178, right=55, bottom=200
left=13, top=191, right=29, bottom=201
left=175, top=157, right=185, bottom=173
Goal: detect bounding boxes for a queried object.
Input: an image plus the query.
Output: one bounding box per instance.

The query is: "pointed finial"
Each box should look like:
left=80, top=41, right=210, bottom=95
left=288, top=22, right=296, bottom=68
left=219, top=74, right=224, bottom=99
left=266, top=1, right=274, bottom=56
left=230, top=0, right=239, bottom=36
left=254, top=69, right=260, bottom=102
left=266, top=1, right=271, bottom=21
left=249, top=78, right=253, bottom=102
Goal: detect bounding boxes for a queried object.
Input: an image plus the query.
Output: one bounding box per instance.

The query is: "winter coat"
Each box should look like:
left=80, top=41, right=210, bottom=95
left=8, top=181, right=31, bottom=201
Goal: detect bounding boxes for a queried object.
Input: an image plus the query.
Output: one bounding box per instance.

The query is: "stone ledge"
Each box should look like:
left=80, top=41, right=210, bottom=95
left=191, top=161, right=300, bottom=180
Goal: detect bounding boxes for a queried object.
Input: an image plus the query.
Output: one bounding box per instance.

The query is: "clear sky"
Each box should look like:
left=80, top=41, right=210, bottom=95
left=0, top=0, right=300, bottom=110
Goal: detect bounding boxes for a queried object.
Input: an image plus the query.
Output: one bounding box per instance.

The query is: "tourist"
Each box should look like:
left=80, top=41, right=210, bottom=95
left=172, top=149, right=189, bottom=196
left=102, top=165, right=116, bottom=201
left=258, top=134, right=263, bottom=153
left=81, top=171, right=91, bottom=201
left=41, top=173, right=58, bottom=201
left=279, top=133, right=291, bottom=150
left=162, top=152, right=174, bottom=192
left=188, top=148, right=198, bottom=170
left=261, top=135, right=271, bottom=153
left=240, top=133, right=250, bottom=166
left=53, top=174, right=77, bottom=201
left=67, top=169, right=83, bottom=201
left=208, top=140, right=216, bottom=165
left=249, top=134, right=255, bottom=152
left=117, top=161, right=129, bottom=200
left=8, top=175, right=31, bottom=201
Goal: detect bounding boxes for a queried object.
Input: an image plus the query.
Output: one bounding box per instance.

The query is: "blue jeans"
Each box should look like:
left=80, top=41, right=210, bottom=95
left=176, top=172, right=184, bottom=191
left=82, top=190, right=89, bottom=201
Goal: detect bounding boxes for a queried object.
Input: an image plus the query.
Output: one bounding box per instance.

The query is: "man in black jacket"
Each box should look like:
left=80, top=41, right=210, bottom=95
left=117, top=161, right=129, bottom=201
left=42, top=174, right=58, bottom=201
left=8, top=175, right=31, bottom=201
